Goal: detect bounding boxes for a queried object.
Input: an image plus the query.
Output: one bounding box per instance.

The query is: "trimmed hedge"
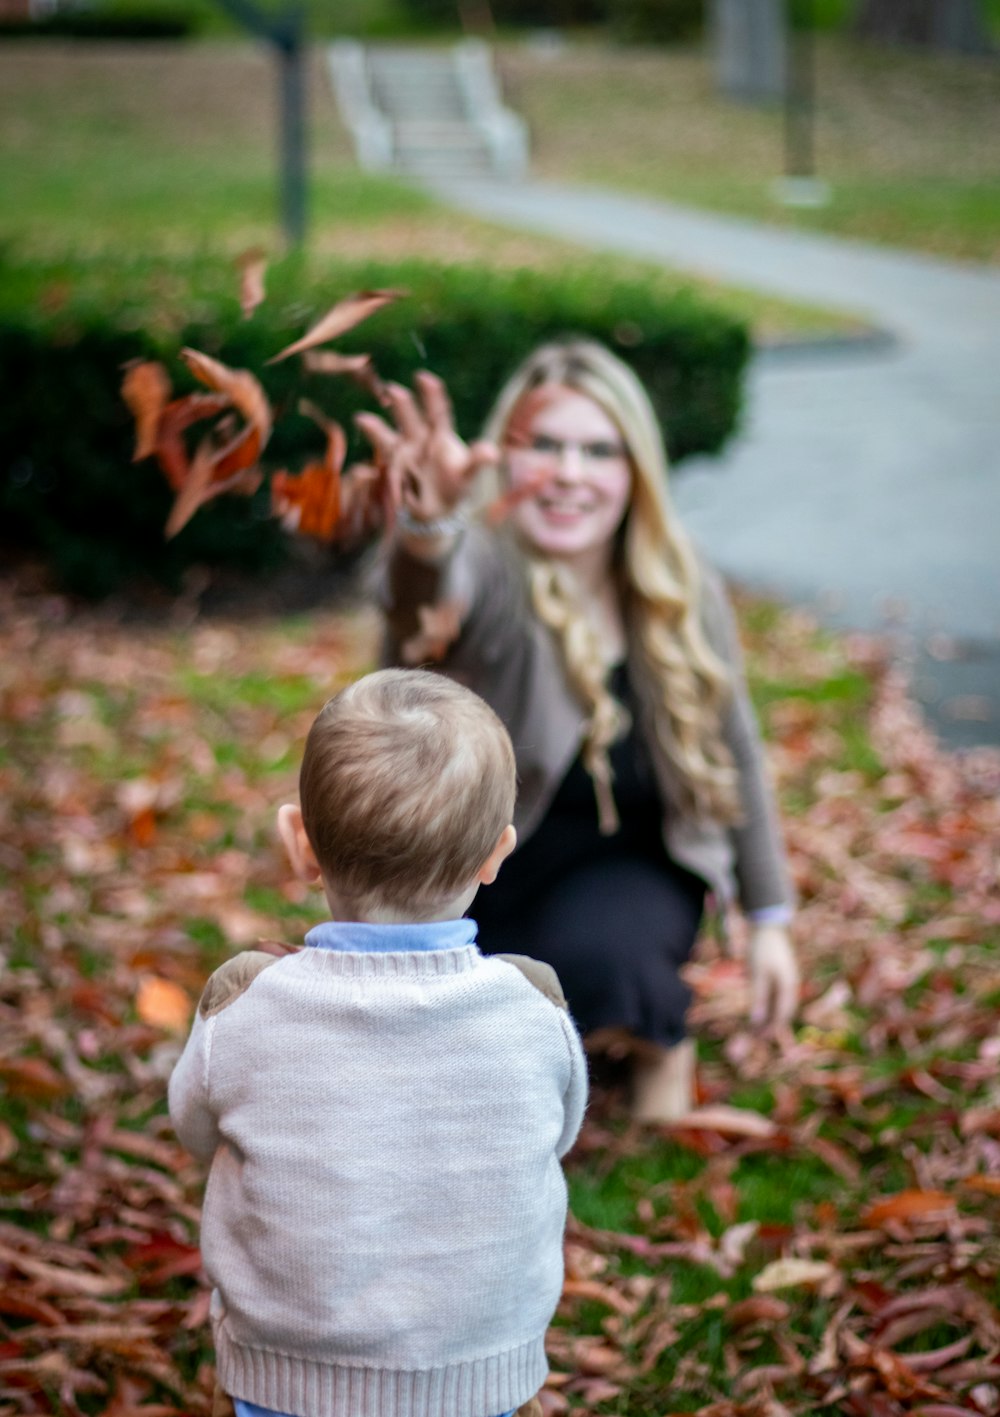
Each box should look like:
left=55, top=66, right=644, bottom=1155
left=0, top=251, right=750, bottom=598
left=0, top=10, right=198, bottom=40
left=610, top=0, right=705, bottom=44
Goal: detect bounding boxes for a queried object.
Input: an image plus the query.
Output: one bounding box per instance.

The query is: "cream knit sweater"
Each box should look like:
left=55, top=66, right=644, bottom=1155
left=169, top=924, right=588, bottom=1417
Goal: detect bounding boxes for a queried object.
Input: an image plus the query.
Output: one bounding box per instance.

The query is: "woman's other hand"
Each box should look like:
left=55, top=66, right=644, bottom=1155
left=354, top=370, right=498, bottom=526
left=748, top=922, right=799, bottom=1029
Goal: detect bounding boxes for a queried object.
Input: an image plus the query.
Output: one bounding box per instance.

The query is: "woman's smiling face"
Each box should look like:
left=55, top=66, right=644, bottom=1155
left=505, top=387, right=632, bottom=570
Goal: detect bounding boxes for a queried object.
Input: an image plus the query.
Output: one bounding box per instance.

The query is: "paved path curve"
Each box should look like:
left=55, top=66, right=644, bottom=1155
left=430, top=178, right=1000, bottom=748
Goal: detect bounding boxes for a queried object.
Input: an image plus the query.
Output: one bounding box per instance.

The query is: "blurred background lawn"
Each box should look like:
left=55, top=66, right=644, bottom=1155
left=1, top=1, right=997, bottom=271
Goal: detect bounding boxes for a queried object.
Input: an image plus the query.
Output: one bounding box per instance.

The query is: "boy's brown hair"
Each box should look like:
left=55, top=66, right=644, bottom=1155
left=299, top=669, right=516, bottom=912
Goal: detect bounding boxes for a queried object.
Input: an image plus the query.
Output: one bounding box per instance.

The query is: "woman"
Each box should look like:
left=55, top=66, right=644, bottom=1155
left=358, top=339, right=798, bottom=1122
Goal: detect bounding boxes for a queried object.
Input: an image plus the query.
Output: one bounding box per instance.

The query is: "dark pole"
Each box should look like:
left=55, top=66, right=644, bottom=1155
left=784, top=0, right=816, bottom=180
left=215, top=0, right=308, bottom=249
left=276, top=9, right=307, bottom=249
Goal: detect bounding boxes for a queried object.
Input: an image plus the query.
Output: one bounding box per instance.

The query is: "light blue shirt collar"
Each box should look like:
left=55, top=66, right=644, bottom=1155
left=304, top=919, right=478, bottom=954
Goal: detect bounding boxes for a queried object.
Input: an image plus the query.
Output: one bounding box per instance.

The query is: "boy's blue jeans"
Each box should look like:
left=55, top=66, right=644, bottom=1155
left=234, top=1403, right=516, bottom=1417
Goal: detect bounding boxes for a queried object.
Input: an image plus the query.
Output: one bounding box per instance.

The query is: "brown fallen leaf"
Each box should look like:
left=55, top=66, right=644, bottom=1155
left=0, top=1245, right=130, bottom=1298
left=665, top=1104, right=779, bottom=1139
left=560, top=1278, right=637, bottom=1316
left=267, top=288, right=405, bottom=364
left=861, top=1190, right=955, bottom=1229
left=753, top=1257, right=838, bottom=1291
left=0, top=1055, right=71, bottom=1101
left=726, top=1295, right=791, bottom=1328
left=135, top=976, right=191, bottom=1033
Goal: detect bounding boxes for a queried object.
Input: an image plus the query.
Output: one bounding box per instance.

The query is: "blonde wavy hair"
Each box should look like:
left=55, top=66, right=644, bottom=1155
left=481, top=338, right=741, bottom=832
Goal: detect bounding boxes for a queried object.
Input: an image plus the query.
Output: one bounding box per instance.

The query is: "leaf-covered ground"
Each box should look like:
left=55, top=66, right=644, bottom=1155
left=1, top=570, right=999, bottom=1417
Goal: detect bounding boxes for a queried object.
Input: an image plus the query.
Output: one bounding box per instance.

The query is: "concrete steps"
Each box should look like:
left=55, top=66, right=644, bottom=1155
left=328, top=40, right=529, bottom=181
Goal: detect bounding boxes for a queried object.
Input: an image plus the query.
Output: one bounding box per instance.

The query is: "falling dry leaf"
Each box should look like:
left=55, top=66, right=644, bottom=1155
left=179, top=346, right=272, bottom=480
left=120, top=360, right=172, bottom=462
left=270, top=401, right=347, bottom=543
left=151, top=348, right=272, bottom=537
left=268, top=288, right=405, bottom=364
left=236, top=247, right=267, bottom=320
left=302, top=348, right=388, bottom=402
left=400, top=600, right=464, bottom=665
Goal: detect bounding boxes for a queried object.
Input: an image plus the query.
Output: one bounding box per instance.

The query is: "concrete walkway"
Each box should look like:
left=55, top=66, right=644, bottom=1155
left=429, top=178, right=1000, bottom=749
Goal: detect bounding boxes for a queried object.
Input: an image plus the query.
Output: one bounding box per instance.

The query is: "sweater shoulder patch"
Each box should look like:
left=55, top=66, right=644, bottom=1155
left=198, top=951, right=282, bottom=1019
left=495, top=954, right=567, bottom=1010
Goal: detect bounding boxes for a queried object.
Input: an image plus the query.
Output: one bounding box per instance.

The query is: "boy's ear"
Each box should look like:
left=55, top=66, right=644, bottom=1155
left=277, top=803, right=322, bottom=885
left=477, top=823, right=517, bottom=886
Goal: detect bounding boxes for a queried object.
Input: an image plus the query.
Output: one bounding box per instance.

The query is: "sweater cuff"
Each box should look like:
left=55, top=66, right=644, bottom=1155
left=746, top=904, right=794, bottom=927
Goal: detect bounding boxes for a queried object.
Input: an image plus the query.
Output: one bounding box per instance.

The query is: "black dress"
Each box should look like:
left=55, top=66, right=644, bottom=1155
left=472, top=664, right=706, bottom=1047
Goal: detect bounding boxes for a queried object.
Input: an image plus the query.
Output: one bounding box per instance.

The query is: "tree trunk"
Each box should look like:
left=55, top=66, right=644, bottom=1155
left=855, top=0, right=993, bottom=55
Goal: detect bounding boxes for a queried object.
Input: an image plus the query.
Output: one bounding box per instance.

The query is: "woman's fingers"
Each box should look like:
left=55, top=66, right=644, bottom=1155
left=774, top=952, right=801, bottom=1026
left=748, top=924, right=799, bottom=1028
left=749, top=965, right=770, bottom=1028
left=354, top=411, right=400, bottom=462
left=382, top=381, right=428, bottom=443
left=467, top=439, right=501, bottom=475
left=414, top=369, right=455, bottom=438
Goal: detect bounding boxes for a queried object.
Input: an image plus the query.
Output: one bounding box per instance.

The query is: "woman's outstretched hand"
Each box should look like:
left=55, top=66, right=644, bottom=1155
left=354, top=371, right=498, bottom=526
left=748, top=922, right=800, bottom=1030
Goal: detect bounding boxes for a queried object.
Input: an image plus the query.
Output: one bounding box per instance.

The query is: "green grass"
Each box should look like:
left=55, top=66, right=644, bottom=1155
left=502, top=34, right=1000, bottom=263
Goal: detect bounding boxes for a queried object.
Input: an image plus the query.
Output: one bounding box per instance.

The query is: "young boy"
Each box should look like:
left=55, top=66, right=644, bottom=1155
left=169, top=668, right=588, bottom=1417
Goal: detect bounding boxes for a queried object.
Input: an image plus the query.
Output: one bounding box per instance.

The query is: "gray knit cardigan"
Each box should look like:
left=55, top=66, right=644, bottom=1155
left=381, top=528, right=793, bottom=915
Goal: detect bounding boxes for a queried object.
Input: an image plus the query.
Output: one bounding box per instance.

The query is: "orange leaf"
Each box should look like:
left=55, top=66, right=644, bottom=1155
left=272, top=461, right=341, bottom=542
left=236, top=246, right=267, bottom=320
left=135, top=976, right=191, bottom=1033
left=163, top=437, right=218, bottom=540
left=267, top=288, right=405, bottom=364
left=271, top=404, right=347, bottom=542
left=178, top=346, right=272, bottom=481
left=128, top=805, right=158, bottom=848
left=121, top=360, right=171, bottom=462
left=961, top=1174, right=1000, bottom=1197
left=861, top=1190, right=955, bottom=1228
left=154, top=391, right=230, bottom=492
